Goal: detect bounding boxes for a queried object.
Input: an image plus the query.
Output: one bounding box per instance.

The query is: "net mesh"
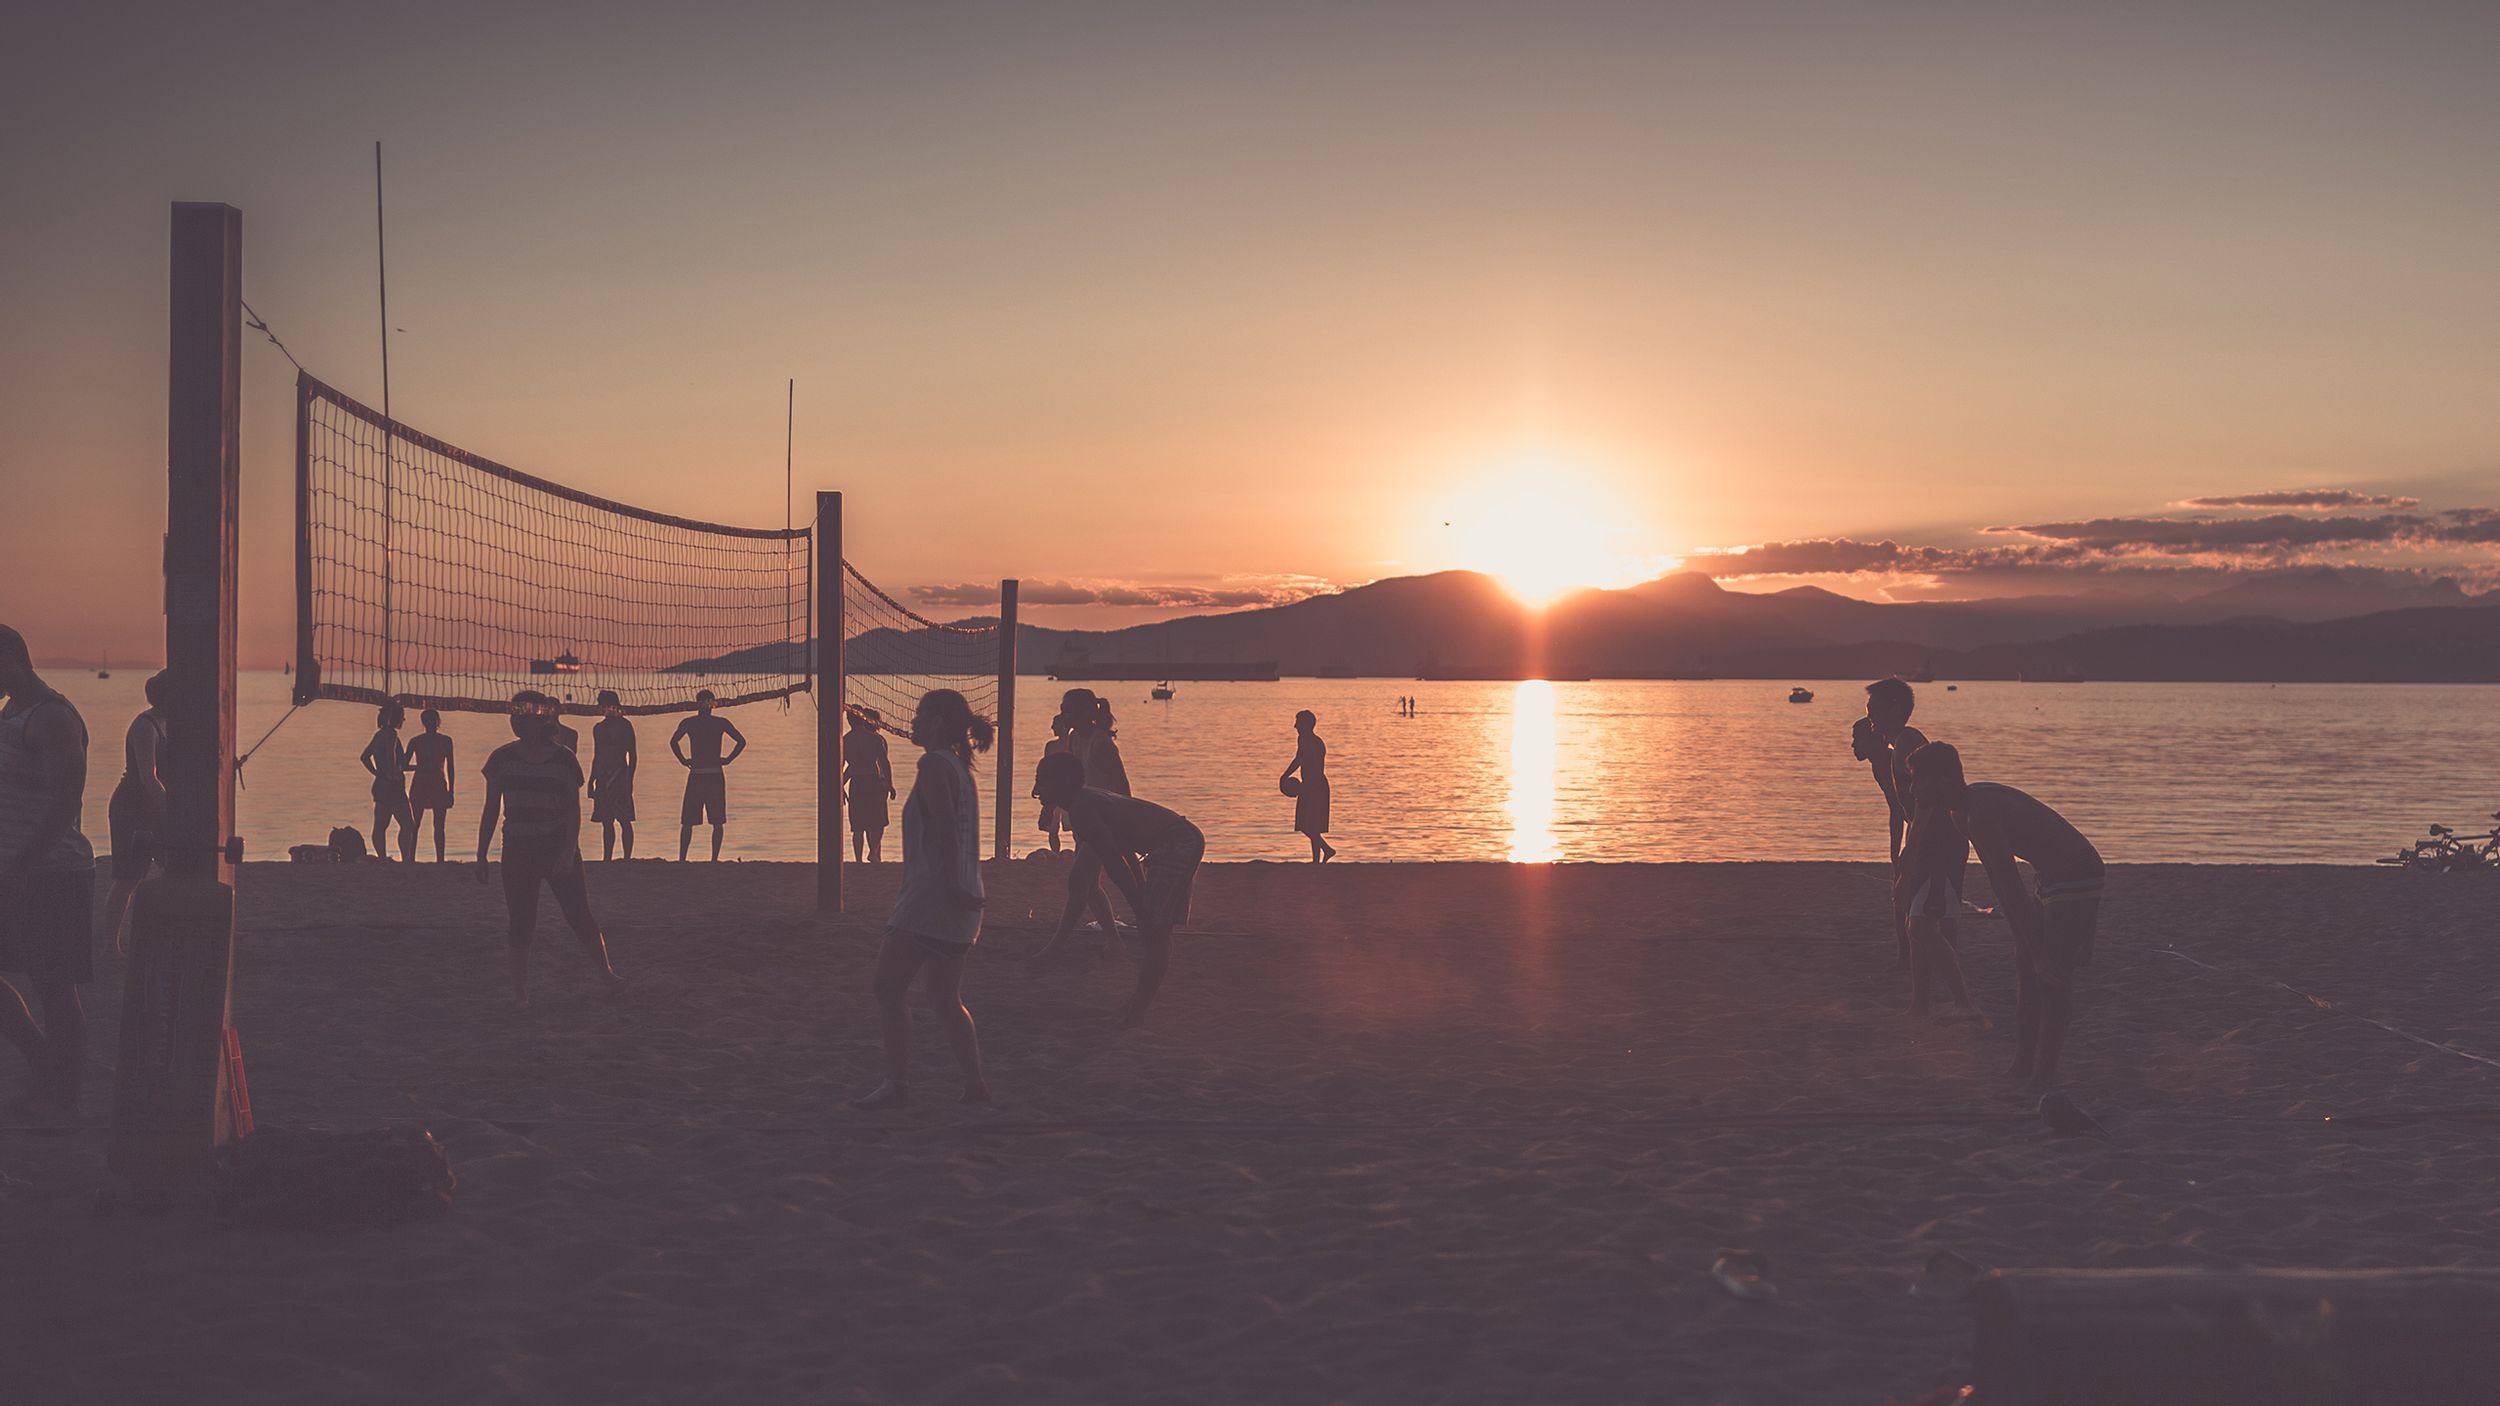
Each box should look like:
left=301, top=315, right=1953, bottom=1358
left=298, top=373, right=810, bottom=715
left=840, top=564, right=1002, bottom=735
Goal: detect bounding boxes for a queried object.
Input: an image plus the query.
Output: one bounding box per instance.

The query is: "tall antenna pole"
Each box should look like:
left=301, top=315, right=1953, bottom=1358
left=375, top=140, right=396, bottom=693
left=785, top=378, right=794, bottom=673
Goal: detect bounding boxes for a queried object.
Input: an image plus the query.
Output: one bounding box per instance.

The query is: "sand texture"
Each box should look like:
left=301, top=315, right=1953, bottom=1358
left=5, top=859, right=2498, bottom=1404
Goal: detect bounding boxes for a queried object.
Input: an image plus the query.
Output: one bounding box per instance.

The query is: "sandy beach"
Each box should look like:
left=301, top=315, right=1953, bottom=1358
left=5, top=859, right=2497, bottom=1404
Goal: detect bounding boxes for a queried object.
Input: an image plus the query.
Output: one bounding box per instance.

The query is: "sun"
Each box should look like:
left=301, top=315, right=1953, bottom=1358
left=1433, top=457, right=1665, bottom=605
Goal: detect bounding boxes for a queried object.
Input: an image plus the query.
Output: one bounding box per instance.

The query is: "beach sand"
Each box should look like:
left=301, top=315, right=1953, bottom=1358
left=5, top=860, right=2497, bottom=1404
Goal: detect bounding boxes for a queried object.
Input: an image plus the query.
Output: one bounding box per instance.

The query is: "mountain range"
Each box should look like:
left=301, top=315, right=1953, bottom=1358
left=682, top=566, right=2500, bottom=683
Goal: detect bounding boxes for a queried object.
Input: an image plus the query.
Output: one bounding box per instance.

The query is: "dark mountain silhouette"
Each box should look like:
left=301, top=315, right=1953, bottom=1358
left=676, top=566, right=2498, bottom=683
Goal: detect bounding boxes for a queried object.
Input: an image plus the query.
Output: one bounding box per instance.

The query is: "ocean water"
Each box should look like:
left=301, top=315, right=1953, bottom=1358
left=46, top=671, right=2500, bottom=865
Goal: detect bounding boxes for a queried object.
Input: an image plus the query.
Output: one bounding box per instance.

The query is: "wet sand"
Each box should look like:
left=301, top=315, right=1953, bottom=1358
left=5, top=860, right=2497, bottom=1404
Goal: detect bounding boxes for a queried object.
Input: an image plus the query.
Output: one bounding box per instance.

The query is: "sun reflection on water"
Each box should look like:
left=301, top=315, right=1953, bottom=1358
left=1507, top=679, right=1559, bottom=862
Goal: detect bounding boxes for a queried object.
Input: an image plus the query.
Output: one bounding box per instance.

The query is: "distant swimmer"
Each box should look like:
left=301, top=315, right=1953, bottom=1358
left=361, top=702, right=418, bottom=862
left=0, top=624, right=96, bottom=1117
left=476, top=691, right=623, bottom=1006
left=407, top=707, right=457, bottom=863
left=1280, top=709, right=1336, bottom=863
left=852, top=690, right=992, bottom=1110
left=102, top=669, right=172, bottom=956
left=670, top=689, right=746, bottom=862
left=844, top=708, right=896, bottom=863
left=1907, top=743, right=2104, bottom=1092
left=589, top=691, right=637, bottom=861
left=1034, top=751, right=1206, bottom=1029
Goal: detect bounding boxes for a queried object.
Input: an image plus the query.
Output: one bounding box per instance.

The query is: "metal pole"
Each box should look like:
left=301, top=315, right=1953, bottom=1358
left=114, top=201, right=245, bottom=1190
left=784, top=378, right=793, bottom=675
left=374, top=140, right=396, bottom=694
left=994, top=579, right=1018, bottom=862
left=816, top=491, right=844, bottom=912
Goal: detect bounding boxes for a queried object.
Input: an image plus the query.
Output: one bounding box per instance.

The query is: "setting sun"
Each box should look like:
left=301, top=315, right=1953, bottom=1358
left=1432, top=457, right=1667, bottom=605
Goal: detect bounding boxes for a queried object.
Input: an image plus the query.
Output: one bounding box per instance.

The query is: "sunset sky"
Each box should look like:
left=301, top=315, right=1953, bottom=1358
left=4, top=2, right=2498, bottom=665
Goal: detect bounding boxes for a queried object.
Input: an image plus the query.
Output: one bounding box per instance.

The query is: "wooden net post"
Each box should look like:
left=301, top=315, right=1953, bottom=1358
left=111, top=201, right=245, bottom=1195
left=994, top=579, right=1018, bottom=861
left=816, top=491, right=843, bottom=912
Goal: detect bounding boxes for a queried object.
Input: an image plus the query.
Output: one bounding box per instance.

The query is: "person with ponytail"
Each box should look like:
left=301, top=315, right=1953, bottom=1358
left=853, top=689, right=993, bottom=1109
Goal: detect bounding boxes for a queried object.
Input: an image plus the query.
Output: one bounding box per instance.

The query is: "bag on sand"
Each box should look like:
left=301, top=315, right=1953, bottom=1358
left=215, top=1126, right=457, bottom=1232
left=329, top=826, right=368, bottom=859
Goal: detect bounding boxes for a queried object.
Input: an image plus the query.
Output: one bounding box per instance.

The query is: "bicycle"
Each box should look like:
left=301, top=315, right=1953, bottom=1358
left=2377, top=812, right=2500, bottom=871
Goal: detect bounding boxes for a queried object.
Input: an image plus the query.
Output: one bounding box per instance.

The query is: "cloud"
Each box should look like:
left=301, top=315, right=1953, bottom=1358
left=1994, top=508, right=2500, bottom=555
left=2177, top=489, right=2420, bottom=511
left=911, top=576, right=1334, bottom=611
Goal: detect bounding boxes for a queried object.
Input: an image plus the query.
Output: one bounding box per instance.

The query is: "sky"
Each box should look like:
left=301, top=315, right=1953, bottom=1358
left=4, top=1, right=2498, bottom=666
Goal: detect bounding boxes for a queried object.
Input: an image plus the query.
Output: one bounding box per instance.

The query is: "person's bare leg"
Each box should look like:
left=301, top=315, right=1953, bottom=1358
left=854, top=934, right=925, bottom=1107
left=710, top=824, right=724, bottom=861
left=1906, top=914, right=1936, bottom=1017
left=2026, top=903, right=2090, bottom=1090
left=1086, top=881, right=1118, bottom=945
left=869, top=829, right=884, bottom=864
left=603, top=820, right=617, bottom=862
left=2008, top=940, right=2043, bottom=1085
left=32, top=981, right=83, bottom=1113
left=397, top=805, right=417, bottom=863
left=678, top=824, right=692, bottom=862
left=432, top=811, right=447, bottom=864
left=1117, top=928, right=1172, bottom=1028
left=374, top=801, right=393, bottom=861
left=852, top=829, right=864, bottom=863
left=0, top=979, right=48, bottom=1106
left=548, top=861, right=623, bottom=990
left=619, top=820, right=633, bottom=860
left=920, top=953, right=987, bottom=1101
left=1307, top=835, right=1323, bottom=863
left=102, top=879, right=137, bottom=959
left=505, top=869, right=538, bottom=1007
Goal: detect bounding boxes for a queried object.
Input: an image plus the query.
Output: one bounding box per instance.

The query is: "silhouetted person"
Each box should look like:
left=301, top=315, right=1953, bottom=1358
left=102, top=669, right=172, bottom=956
left=1034, top=751, right=1205, bottom=1028
left=589, top=690, right=637, bottom=861
left=1282, top=708, right=1336, bottom=862
left=0, top=624, right=94, bottom=1116
left=852, top=690, right=992, bottom=1109
left=407, top=707, right=456, bottom=863
left=670, top=689, right=746, bottom=861
left=361, top=701, right=418, bottom=861
left=476, top=690, right=622, bottom=1006
left=844, top=708, right=896, bottom=863
left=1862, top=677, right=1957, bottom=969
left=1906, top=743, right=2103, bottom=1091
left=1057, top=688, right=1125, bottom=934
left=1034, top=714, right=1075, bottom=852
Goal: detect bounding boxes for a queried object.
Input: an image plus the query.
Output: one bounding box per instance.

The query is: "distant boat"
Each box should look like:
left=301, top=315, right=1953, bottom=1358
left=1788, top=686, right=1814, bottom=703
left=96, top=650, right=109, bottom=680
left=530, top=651, right=586, bottom=675
left=1945, top=684, right=1958, bottom=691
left=1151, top=682, right=1176, bottom=701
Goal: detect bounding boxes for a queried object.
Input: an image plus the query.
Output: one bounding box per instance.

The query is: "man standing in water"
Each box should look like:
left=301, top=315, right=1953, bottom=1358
left=670, top=689, right=746, bottom=862
left=590, top=690, right=637, bottom=862
left=1903, top=742, right=2103, bottom=1091
left=0, top=625, right=94, bottom=1116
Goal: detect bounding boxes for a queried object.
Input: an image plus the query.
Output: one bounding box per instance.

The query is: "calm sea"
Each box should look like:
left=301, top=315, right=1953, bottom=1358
left=46, top=671, right=2498, bottom=865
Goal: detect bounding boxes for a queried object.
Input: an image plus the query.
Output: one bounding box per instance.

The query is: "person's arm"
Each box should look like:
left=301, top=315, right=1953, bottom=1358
left=3, top=705, right=87, bottom=885
left=670, top=721, right=692, bottom=766
left=1968, top=811, right=2040, bottom=944
left=721, top=721, right=748, bottom=766
left=359, top=734, right=382, bottom=777
left=1041, top=845, right=1108, bottom=955
left=880, top=744, right=895, bottom=798
left=134, top=716, right=167, bottom=810
left=474, top=771, right=503, bottom=882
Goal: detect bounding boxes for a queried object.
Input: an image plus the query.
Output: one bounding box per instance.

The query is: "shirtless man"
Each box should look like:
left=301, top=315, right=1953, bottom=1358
left=669, top=690, right=746, bottom=861
left=1863, top=677, right=1960, bottom=970
left=0, top=624, right=95, bottom=1115
left=1903, top=742, right=2103, bottom=1091
left=1033, top=752, right=1206, bottom=1028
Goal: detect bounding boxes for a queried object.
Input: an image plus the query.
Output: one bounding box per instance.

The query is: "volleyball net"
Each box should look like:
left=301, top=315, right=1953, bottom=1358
left=839, top=562, right=1003, bottom=735
left=296, top=373, right=810, bottom=714
left=293, top=370, right=1012, bottom=730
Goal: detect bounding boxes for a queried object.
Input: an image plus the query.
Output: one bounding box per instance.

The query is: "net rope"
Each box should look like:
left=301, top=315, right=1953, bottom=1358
left=300, top=373, right=810, bottom=716
left=840, top=562, right=1001, bottom=735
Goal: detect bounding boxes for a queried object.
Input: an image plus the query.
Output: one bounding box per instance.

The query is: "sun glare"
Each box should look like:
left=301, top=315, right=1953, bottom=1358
left=1435, top=457, right=1662, bottom=605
